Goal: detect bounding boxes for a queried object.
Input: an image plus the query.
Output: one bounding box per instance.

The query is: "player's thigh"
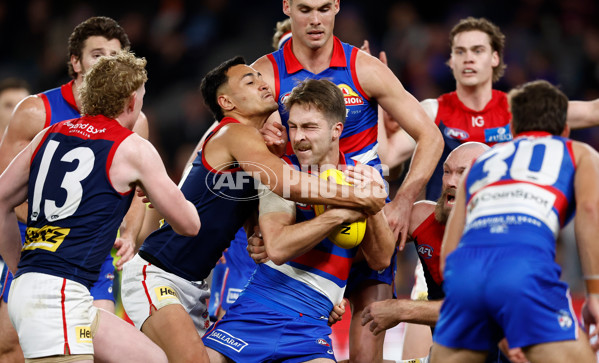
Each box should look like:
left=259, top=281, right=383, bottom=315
left=0, top=301, right=19, bottom=349
left=303, top=358, right=335, bottom=363
left=94, top=309, right=167, bottom=363
left=92, top=299, right=115, bottom=314
left=429, top=343, right=487, bottom=363
left=522, top=329, right=595, bottom=363
left=141, top=304, right=208, bottom=362
left=206, top=347, right=235, bottom=363
left=401, top=323, right=432, bottom=360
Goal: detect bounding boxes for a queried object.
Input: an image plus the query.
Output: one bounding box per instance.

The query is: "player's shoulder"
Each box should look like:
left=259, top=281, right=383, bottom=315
left=410, top=200, right=436, bottom=233
left=5, top=95, right=47, bottom=140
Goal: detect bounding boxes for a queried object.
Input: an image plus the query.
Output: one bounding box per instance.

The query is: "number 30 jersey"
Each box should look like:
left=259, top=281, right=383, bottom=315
left=16, top=115, right=134, bottom=288
left=462, top=132, right=576, bottom=254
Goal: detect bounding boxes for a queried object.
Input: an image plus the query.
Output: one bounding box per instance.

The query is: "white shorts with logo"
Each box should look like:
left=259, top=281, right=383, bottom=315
left=121, top=254, right=210, bottom=334
left=8, top=272, right=97, bottom=358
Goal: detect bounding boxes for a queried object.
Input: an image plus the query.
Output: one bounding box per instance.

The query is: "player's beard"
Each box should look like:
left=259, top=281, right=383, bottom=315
left=434, top=191, right=451, bottom=225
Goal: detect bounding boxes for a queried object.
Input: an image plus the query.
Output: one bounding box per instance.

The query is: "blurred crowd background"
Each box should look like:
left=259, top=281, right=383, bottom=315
left=1, top=0, right=598, bottom=295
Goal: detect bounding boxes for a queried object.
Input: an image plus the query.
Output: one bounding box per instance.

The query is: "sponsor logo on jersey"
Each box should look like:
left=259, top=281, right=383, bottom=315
left=416, top=244, right=434, bottom=259
left=226, top=288, right=242, bottom=304
left=443, top=126, right=469, bottom=141
left=64, top=120, right=107, bottom=137
left=484, top=125, right=512, bottom=143
left=75, top=326, right=92, bottom=344
left=205, top=329, right=248, bottom=352
left=316, top=338, right=330, bottom=347
left=280, top=92, right=291, bottom=105
left=472, top=115, right=485, bottom=127
left=155, top=286, right=178, bottom=301
left=337, top=84, right=364, bottom=106
left=24, top=225, right=70, bottom=252
left=557, top=310, right=573, bottom=330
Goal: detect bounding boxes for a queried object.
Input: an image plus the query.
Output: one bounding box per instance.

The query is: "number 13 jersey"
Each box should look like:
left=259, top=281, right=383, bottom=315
left=17, top=115, right=134, bottom=289
left=462, top=132, right=576, bottom=253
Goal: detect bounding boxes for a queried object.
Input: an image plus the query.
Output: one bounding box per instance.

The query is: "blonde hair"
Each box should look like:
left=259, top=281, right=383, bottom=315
left=272, top=18, right=292, bottom=50
left=80, top=50, right=147, bottom=118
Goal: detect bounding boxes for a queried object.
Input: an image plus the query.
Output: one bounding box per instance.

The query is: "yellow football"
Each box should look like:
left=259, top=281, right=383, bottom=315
left=314, top=168, right=366, bottom=249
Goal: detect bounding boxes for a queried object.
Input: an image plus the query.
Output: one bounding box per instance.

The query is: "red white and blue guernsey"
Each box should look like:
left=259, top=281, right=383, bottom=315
left=138, top=117, right=258, bottom=282
left=16, top=115, right=134, bottom=289
left=434, top=132, right=579, bottom=350
left=269, top=37, right=380, bottom=166
left=202, top=153, right=358, bottom=362
left=427, top=90, right=512, bottom=200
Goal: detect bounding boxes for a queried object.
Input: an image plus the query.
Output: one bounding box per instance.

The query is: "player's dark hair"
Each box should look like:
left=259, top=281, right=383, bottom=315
left=508, top=80, right=568, bottom=136
left=200, top=56, right=246, bottom=121
left=285, top=79, right=346, bottom=126
left=0, top=78, right=30, bottom=95
left=67, top=16, right=131, bottom=79
left=449, top=17, right=506, bottom=83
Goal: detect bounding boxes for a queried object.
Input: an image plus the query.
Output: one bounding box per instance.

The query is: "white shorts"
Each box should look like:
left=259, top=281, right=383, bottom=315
left=410, top=259, right=429, bottom=301
left=121, top=254, right=210, bottom=334
left=8, top=272, right=97, bottom=358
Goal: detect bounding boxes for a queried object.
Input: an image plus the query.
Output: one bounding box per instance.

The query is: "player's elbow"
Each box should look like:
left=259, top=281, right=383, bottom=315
left=172, top=213, right=201, bottom=237
left=263, top=238, right=287, bottom=266
left=367, top=256, right=391, bottom=272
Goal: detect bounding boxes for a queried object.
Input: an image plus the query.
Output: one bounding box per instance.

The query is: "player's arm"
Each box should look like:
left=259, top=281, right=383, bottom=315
left=567, top=99, right=599, bottom=129
left=0, top=129, right=46, bottom=273
left=113, top=134, right=200, bottom=237
left=0, top=96, right=47, bottom=222
left=259, top=191, right=366, bottom=265
left=439, top=174, right=467, bottom=277
left=361, top=298, right=443, bottom=335
left=572, top=141, right=599, bottom=346
left=356, top=51, right=443, bottom=245
left=114, top=111, right=150, bottom=268
left=223, top=124, right=387, bottom=214
left=358, top=208, right=395, bottom=271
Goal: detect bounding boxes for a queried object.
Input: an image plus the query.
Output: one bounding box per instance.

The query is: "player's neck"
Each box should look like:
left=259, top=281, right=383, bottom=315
left=455, top=82, right=493, bottom=111
left=229, top=112, right=270, bottom=130
left=316, top=148, right=341, bottom=170
left=292, top=38, right=334, bottom=74
left=72, top=77, right=84, bottom=110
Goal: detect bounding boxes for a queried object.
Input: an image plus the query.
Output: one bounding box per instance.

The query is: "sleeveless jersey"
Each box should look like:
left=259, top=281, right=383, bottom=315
left=139, top=117, right=258, bottom=282
left=268, top=37, right=380, bottom=166
left=243, top=152, right=358, bottom=319
left=16, top=115, right=134, bottom=288
left=412, top=211, right=445, bottom=300
left=427, top=90, right=512, bottom=200
left=16, top=82, right=82, bottom=241
left=461, top=132, right=576, bottom=255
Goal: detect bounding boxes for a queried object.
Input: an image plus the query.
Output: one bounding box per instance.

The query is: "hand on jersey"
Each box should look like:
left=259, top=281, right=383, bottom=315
left=260, top=119, right=287, bottom=157
left=328, top=299, right=346, bottom=327
left=384, top=193, right=412, bottom=250
left=247, top=226, right=269, bottom=264
left=361, top=299, right=402, bottom=336
left=343, top=163, right=385, bottom=190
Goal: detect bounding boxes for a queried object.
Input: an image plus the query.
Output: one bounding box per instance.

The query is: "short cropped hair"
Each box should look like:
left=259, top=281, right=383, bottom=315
left=285, top=79, right=346, bottom=126
left=449, top=17, right=506, bottom=83
left=67, top=16, right=131, bottom=79
left=80, top=50, right=147, bottom=118
left=508, top=80, right=568, bottom=136
left=200, top=56, right=246, bottom=121
left=0, top=78, right=30, bottom=95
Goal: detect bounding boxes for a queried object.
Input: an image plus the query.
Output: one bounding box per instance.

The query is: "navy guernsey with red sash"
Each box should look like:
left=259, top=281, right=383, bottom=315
left=17, top=115, right=134, bottom=288
left=139, top=117, right=258, bottom=282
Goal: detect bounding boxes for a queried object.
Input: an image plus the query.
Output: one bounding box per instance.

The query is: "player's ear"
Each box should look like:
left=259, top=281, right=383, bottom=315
left=283, top=0, right=291, bottom=16
left=561, top=124, right=570, bottom=138
left=218, top=94, right=234, bottom=113
left=128, top=92, right=137, bottom=113
left=71, top=55, right=82, bottom=75
left=334, top=0, right=340, bottom=15
left=331, top=122, right=343, bottom=140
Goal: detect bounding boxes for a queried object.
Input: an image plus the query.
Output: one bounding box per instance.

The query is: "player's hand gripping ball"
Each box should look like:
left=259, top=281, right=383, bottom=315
left=314, top=169, right=366, bottom=249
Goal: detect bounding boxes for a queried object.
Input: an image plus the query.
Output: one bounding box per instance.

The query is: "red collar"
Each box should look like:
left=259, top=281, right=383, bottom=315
left=61, top=80, right=80, bottom=113
left=283, top=36, right=347, bottom=74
